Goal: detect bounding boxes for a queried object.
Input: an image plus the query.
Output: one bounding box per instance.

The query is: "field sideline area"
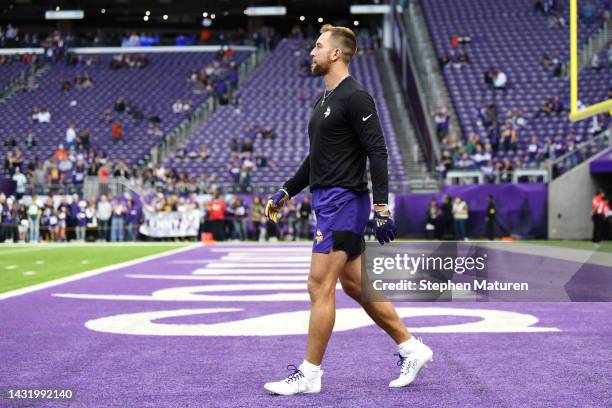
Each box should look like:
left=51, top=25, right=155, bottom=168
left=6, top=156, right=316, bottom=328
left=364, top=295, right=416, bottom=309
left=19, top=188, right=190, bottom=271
left=0, top=240, right=609, bottom=294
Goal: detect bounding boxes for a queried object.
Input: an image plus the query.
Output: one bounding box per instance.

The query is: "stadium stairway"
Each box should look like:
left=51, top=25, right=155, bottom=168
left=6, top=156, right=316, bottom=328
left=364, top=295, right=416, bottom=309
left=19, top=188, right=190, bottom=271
left=376, top=49, right=441, bottom=192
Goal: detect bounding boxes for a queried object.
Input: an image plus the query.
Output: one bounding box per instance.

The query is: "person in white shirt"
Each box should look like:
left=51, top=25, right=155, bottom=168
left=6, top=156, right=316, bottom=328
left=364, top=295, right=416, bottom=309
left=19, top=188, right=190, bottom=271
left=96, top=195, right=112, bottom=241
left=493, top=69, right=507, bottom=90
left=27, top=196, right=41, bottom=242
left=38, top=108, right=51, bottom=123
left=65, top=123, right=77, bottom=148
left=172, top=99, right=183, bottom=114
left=452, top=197, right=469, bottom=240
left=11, top=167, right=27, bottom=199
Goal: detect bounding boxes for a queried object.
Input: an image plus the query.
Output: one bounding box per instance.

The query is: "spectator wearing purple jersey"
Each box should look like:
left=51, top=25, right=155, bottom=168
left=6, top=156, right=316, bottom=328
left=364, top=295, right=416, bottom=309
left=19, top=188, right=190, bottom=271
left=125, top=198, right=138, bottom=241
left=73, top=161, right=87, bottom=190
left=2, top=197, right=18, bottom=242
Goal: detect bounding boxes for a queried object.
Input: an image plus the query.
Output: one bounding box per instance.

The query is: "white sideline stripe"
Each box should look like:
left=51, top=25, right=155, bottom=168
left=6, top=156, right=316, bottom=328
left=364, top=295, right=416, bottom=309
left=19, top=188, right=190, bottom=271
left=0, top=244, right=201, bottom=301
left=210, top=248, right=311, bottom=253
left=204, top=263, right=311, bottom=268
left=192, top=268, right=308, bottom=275
left=127, top=274, right=307, bottom=281
left=221, top=255, right=311, bottom=262
left=221, top=253, right=311, bottom=258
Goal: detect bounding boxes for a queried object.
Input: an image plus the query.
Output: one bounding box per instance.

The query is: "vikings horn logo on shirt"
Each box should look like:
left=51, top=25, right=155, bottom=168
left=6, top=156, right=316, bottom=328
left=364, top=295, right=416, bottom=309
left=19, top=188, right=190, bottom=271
left=323, top=106, right=331, bottom=118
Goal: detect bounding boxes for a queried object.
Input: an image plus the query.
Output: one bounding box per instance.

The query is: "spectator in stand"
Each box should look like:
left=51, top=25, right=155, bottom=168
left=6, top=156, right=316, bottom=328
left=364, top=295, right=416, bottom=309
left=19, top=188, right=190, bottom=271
left=452, top=196, right=469, bottom=240
left=208, top=193, right=226, bottom=241
left=426, top=199, right=440, bottom=240
left=12, top=167, right=27, bottom=199
left=254, top=148, right=278, bottom=171
left=454, top=49, right=470, bottom=69
left=438, top=52, right=450, bottom=69
left=501, top=124, right=518, bottom=151
left=527, top=134, right=542, bottom=162
left=75, top=200, right=87, bottom=242
left=114, top=97, right=126, bottom=113
left=582, top=1, right=596, bottom=25
left=110, top=198, right=125, bottom=242
left=250, top=196, right=264, bottom=241
left=82, top=73, right=94, bottom=88
left=37, top=107, right=51, bottom=123
left=2, top=197, right=18, bottom=243
left=125, top=198, right=138, bottom=241
left=433, top=106, right=450, bottom=139
left=172, top=99, right=184, bottom=114
left=27, top=197, right=41, bottom=242
left=8, top=147, right=24, bottom=174
left=96, top=195, right=112, bottom=241
left=111, top=121, right=123, bottom=144
left=47, top=160, right=63, bottom=193
left=53, top=144, right=68, bottom=161
left=86, top=200, right=97, bottom=241
left=25, top=132, right=36, bottom=150
left=65, top=123, right=77, bottom=149
left=493, top=69, right=507, bottom=91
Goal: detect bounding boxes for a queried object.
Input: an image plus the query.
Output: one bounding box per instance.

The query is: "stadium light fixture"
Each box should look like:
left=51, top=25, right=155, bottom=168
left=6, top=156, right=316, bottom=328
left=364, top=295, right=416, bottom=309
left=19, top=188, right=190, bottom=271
left=101, top=8, right=106, bottom=14
left=244, top=6, right=287, bottom=16
left=45, top=10, right=84, bottom=20
left=299, top=16, right=305, bottom=22
left=202, top=12, right=208, bottom=17
left=55, top=6, right=60, bottom=11
left=143, top=15, right=149, bottom=21
left=353, top=20, right=359, bottom=26
left=350, top=5, right=401, bottom=14
left=162, top=14, right=168, bottom=20
left=145, top=10, right=150, bottom=16
left=317, top=17, right=323, bottom=23
left=211, top=14, right=216, bottom=19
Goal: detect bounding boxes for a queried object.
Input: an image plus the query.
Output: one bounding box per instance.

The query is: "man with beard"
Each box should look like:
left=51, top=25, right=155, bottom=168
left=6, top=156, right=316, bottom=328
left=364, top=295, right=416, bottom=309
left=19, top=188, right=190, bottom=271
left=263, top=25, right=433, bottom=395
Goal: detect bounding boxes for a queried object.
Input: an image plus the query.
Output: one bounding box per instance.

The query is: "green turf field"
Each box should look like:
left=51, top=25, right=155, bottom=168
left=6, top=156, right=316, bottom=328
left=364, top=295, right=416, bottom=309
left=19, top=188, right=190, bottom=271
left=526, top=240, right=612, bottom=253
left=0, top=244, right=190, bottom=294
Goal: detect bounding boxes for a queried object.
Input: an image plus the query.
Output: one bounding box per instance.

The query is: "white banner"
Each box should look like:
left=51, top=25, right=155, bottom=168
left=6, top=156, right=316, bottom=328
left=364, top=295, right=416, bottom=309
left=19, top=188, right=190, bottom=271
left=139, top=211, right=200, bottom=238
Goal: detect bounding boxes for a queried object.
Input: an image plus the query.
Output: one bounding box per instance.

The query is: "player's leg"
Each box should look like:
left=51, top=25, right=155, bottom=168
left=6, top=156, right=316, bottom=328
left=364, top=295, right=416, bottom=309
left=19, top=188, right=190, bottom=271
left=264, top=250, right=347, bottom=395
left=339, top=254, right=433, bottom=388
left=305, top=250, right=348, bottom=365
left=339, top=254, right=409, bottom=343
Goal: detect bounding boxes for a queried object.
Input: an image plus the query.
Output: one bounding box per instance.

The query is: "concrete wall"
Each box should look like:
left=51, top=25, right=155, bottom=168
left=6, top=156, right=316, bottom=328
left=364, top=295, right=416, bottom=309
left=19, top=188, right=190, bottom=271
left=548, top=151, right=608, bottom=239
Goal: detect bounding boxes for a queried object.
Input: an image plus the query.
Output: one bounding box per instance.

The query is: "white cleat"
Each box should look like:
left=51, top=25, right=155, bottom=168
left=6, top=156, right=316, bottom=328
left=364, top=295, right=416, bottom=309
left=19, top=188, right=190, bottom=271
left=389, top=340, right=433, bottom=388
left=264, top=364, right=323, bottom=395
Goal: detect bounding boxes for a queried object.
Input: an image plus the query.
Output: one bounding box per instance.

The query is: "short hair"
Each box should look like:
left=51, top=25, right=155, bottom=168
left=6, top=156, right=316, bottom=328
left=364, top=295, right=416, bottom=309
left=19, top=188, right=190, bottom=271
left=320, top=24, right=356, bottom=64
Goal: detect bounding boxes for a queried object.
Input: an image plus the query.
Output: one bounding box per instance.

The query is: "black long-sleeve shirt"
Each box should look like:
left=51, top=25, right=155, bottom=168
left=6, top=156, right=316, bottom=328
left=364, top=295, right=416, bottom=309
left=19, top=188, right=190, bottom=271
left=283, top=76, right=389, bottom=204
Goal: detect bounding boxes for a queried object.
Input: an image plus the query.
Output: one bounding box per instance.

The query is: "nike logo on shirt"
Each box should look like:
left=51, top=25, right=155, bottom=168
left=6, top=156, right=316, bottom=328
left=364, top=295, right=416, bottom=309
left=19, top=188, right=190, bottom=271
left=362, top=114, right=373, bottom=122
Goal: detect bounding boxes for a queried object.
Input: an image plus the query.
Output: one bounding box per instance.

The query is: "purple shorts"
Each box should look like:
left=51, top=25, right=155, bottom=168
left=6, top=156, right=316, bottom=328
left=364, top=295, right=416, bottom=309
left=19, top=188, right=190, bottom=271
left=311, top=187, right=371, bottom=255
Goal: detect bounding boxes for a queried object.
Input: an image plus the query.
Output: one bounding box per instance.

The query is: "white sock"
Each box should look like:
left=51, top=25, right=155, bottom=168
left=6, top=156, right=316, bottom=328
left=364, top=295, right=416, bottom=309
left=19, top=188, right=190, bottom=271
left=398, top=336, right=421, bottom=357
left=300, top=360, right=321, bottom=379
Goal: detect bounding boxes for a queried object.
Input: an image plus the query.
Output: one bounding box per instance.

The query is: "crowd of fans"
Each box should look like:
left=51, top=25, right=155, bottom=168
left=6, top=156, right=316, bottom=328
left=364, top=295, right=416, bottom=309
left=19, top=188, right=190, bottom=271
left=434, top=0, right=612, bottom=182
left=0, top=191, right=317, bottom=243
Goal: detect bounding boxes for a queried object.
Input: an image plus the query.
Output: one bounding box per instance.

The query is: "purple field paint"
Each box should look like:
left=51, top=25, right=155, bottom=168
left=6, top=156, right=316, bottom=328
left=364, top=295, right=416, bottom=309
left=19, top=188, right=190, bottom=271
left=1, top=244, right=611, bottom=407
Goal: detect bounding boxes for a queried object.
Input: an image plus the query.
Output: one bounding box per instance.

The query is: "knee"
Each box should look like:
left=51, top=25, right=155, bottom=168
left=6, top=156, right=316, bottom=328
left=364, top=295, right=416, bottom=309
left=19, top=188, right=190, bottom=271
left=308, top=276, right=336, bottom=302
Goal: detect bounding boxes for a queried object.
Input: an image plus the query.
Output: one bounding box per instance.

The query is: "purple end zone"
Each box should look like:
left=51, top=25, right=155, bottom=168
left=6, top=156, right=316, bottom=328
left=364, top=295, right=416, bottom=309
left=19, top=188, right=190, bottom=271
left=0, top=244, right=611, bottom=407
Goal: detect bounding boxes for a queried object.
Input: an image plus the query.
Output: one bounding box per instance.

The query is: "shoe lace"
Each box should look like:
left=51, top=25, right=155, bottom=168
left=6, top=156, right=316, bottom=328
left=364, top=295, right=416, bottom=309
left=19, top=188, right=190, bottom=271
left=395, top=353, right=418, bottom=375
left=284, top=364, right=305, bottom=383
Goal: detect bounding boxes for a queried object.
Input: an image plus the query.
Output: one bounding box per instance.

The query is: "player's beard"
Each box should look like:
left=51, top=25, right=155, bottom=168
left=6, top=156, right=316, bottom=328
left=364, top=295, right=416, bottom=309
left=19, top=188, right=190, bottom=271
left=311, top=55, right=331, bottom=76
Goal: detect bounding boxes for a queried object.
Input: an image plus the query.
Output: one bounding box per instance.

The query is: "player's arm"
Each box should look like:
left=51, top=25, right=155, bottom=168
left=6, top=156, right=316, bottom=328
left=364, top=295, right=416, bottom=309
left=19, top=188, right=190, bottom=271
left=348, top=90, right=396, bottom=244
left=265, top=154, right=310, bottom=223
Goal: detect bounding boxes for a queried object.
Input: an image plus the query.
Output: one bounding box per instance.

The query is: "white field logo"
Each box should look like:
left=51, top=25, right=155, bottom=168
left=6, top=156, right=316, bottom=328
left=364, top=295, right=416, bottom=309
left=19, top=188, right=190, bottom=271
left=53, top=246, right=560, bottom=336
